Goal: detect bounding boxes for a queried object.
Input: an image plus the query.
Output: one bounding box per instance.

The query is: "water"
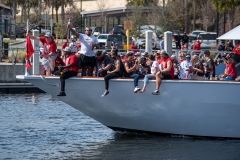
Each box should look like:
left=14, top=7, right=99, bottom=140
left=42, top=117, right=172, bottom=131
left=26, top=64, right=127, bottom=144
left=0, top=93, right=240, bottom=160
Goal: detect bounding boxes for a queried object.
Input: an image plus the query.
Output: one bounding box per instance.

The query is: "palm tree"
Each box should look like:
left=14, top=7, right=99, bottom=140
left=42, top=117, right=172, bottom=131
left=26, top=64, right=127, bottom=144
left=211, top=0, right=240, bottom=30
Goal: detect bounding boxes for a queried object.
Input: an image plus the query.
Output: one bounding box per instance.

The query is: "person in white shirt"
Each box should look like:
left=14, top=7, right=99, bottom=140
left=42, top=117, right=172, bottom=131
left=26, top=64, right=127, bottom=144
left=178, top=52, right=191, bottom=79
left=140, top=54, right=160, bottom=93
left=68, top=25, right=99, bottom=76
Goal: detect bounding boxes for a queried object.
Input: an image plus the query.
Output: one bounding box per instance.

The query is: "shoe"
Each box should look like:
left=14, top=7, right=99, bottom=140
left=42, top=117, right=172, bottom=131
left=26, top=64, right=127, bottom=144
left=57, top=91, right=66, bottom=96
left=134, top=87, right=141, bottom=93
left=102, top=91, right=109, bottom=97
left=152, top=90, right=159, bottom=95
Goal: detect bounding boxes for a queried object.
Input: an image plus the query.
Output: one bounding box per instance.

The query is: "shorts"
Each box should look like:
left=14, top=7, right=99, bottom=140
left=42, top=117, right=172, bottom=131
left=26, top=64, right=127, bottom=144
left=162, top=73, right=173, bottom=79
left=78, top=54, right=96, bottom=69
left=50, top=54, right=57, bottom=60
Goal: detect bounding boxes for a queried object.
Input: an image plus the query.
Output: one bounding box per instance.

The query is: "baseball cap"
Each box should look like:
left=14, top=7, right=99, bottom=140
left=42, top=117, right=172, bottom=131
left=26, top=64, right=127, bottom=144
left=135, top=52, right=140, bottom=56
left=44, top=32, right=51, bottom=37
left=126, top=51, right=134, bottom=57
left=64, top=47, right=71, bottom=52
left=171, top=55, right=177, bottom=60
left=204, top=50, right=210, bottom=55
left=161, top=50, right=169, bottom=55
left=186, top=54, right=191, bottom=58
left=96, top=50, right=102, bottom=56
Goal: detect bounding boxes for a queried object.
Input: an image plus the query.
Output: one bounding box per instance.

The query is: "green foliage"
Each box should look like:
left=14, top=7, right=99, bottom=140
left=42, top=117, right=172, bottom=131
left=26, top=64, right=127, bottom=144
left=128, top=6, right=147, bottom=38
left=211, top=0, right=240, bottom=12
left=55, top=21, right=67, bottom=39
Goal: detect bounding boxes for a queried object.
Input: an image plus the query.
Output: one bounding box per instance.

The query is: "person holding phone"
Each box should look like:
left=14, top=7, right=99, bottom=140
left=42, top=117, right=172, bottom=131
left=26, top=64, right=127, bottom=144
left=124, top=51, right=141, bottom=93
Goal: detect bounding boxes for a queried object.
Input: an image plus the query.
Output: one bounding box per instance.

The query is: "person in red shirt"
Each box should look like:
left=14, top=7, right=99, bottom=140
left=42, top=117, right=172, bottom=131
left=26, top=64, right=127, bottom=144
left=193, top=36, right=202, bottom=54
left=55, top=47, right=78, bottom=96
left=29, top=32, right=57, bottom=75
left=153, top=50, right=174, bottom=95
left=220, top=55, right=237, bottom=80
left=62, top=40, right=68, bottom=51
left=54, top=49, right=65, bottom=73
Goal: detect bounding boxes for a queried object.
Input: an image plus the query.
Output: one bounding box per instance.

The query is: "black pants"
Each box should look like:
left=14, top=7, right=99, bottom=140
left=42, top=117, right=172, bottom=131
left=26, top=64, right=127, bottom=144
left=176, top=43, right=181, bottom=49
left=55, top=70, right=77, bottom=91
left=104, top=72, right=122, bottom=90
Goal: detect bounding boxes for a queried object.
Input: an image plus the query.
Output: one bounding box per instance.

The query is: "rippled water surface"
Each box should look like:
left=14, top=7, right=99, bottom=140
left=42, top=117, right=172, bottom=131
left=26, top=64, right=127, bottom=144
left=0, top=93, right=240, bottom=160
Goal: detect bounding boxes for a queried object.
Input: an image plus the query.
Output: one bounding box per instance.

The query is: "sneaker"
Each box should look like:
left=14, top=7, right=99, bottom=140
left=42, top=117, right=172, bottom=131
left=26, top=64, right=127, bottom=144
left=134, top=87, right=141, bottom=93
left=57, top=91, right=66, bottom=96
left=152, top=90, right=159, bottom=95
left=101, top=91, right=109, bottom=97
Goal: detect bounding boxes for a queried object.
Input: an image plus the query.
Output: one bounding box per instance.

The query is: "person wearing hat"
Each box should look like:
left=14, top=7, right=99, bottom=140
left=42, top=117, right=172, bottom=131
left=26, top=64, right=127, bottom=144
left=153, top=50, right=174, bottom=95
left=102, top=49, right=124, bottom=97
left=123, top=51, right=141, bottom=93
left=94, top=50, right=112, bottom=77
left=55, top=47, right=78, bottom=96
left=28, top=31, right=57, bottom=76
left=53, top=49, right=65, bottom=73
left=203, top=50, right=215, bottom=79
left=193, top=35, right=202, bottom=54
left=178, top=52, right=191, bottom=79
left=171, top=55, right=180, bottom=79
left=68, top=24, right=99, bottom=76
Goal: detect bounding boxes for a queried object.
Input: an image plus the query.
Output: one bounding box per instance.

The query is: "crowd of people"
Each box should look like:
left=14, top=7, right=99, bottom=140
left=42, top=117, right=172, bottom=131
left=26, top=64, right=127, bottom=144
left=29, top=23, right=239, bottom=97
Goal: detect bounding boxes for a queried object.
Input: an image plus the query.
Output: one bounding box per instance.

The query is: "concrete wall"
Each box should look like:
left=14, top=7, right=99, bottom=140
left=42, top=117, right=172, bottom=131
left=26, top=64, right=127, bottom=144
left=0, top=63, right=43, bottom=82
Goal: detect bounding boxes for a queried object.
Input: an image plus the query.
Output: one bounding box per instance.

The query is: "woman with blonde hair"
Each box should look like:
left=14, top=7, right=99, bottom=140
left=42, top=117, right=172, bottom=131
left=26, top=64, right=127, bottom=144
left=191, top=55, right=204, bottom=79
left=178, top=52, right=191, bottom=79
left=220, top=55, right=237, bottom=80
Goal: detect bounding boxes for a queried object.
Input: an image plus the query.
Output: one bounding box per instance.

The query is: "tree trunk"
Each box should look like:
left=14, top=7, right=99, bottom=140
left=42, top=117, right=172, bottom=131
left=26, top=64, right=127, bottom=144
left=184, top=0, right=188, bottom=33
left=193, top=0, right=196, bottom=31
left=61, top=2, right=65, bottom=23
left=55, top=7, right=59, bottom=23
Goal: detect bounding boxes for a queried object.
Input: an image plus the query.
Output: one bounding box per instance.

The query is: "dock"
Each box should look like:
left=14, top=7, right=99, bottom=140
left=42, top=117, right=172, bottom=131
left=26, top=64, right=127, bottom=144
left=0, top=83, right=45, bottom=94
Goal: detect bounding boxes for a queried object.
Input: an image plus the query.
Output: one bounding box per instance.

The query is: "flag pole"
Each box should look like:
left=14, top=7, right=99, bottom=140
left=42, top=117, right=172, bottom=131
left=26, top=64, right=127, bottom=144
left=25, top=19, right=29, bottom=76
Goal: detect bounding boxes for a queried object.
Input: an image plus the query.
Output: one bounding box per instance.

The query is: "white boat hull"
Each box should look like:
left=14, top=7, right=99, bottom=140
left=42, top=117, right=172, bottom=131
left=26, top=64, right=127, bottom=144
left=16, top=75, right=240, bottom=138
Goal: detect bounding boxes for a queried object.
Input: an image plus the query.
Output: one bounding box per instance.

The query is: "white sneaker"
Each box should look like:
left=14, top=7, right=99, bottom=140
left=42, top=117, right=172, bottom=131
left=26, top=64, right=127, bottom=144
left=134, top=87, right=141, bottom=93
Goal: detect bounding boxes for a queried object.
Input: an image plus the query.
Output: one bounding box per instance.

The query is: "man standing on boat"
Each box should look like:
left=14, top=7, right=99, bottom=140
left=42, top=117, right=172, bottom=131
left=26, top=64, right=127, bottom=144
left=67, top=24, right=99, bottom=76
left=28, top=32, right=57, bottom=76
left=55, top=47, right=78, bottom=96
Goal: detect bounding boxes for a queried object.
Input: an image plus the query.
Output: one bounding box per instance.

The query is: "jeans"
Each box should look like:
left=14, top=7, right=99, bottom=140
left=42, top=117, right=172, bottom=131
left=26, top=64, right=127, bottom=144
left=223, top=76, right=235, bottom=80
left=143, top=74, right=156, bottom=85
left=104, top=72, right=122, bottom=90
left=130, top=73, right=140, bottom=87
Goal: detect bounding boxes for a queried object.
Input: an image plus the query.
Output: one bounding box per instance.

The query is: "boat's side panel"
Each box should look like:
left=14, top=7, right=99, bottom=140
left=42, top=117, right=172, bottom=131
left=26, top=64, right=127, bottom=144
left=18, top=75, right=240, bottom=138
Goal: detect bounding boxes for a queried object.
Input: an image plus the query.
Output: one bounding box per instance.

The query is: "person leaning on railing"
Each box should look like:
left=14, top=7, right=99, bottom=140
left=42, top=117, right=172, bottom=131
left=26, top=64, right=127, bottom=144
left=219, top=54, right=237, bottom=80
left=191, top=55, right=204, bottom=80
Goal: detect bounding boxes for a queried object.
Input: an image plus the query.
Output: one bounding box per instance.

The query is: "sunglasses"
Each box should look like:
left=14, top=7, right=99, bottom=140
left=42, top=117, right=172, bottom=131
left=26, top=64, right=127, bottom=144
left=85, top=30, right=91, bottom=31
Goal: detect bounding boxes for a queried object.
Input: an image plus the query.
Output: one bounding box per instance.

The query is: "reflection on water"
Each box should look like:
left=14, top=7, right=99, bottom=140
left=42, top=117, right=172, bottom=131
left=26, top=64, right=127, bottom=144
left=0, top=93, right=240, bottom=160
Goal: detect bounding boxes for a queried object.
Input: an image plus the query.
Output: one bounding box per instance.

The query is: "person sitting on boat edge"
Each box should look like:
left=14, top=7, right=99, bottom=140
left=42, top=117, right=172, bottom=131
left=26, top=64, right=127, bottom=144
left=138, top=57, right=151, bottom=77
left=191, top=55, right=204, bottom=80
left=203, top=50, right=215, bottom=80
left=178, top=52, right=191, bottom=79
left=102, top=49, right=124, bottom=97
left=140, top=54, right=160, bottom=93
left=171, top=55, right=180, bottom=79
left=55, top=47, right=79, bottom=96
left=219, top=55, right=237, bottom=80
left=54, top=49, right=65, bottom=73
left=154, top=50, right=174, bottom=95
left=94, top=50, right=112, bottom=77
left=124, top=51, right=141, bottom=93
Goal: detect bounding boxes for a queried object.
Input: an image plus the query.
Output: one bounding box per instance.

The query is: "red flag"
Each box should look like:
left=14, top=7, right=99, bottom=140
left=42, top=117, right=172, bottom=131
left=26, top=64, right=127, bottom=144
left=25, top=35, right=34, bottom=60
left=26, top=60, right=31, bottom=70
